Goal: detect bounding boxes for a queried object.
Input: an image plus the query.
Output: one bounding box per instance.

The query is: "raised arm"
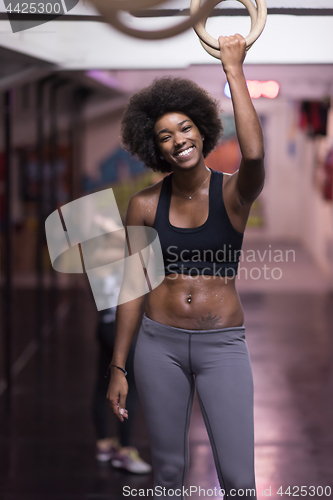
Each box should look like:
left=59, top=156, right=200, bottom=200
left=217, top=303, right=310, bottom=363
left=219, top=34, right=265, bottom=205
left=106, top=194, right=147, bottom=422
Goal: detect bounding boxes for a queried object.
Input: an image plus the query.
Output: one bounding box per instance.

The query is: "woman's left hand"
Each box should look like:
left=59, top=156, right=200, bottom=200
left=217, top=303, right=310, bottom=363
left=218, top=34, right=246, bottom=74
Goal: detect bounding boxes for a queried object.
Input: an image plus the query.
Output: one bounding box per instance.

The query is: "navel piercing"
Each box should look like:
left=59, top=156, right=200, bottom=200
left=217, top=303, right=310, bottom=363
left=187, top=294, right=192, bottom=304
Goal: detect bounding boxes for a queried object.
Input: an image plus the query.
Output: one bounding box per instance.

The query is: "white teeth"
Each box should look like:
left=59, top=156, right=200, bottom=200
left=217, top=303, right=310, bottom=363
left=177, top=147, right=194, bottom=157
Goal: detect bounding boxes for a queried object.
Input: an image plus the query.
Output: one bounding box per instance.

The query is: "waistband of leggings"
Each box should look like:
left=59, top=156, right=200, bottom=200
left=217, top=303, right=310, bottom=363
left=142, top=313, right=245, bottom=335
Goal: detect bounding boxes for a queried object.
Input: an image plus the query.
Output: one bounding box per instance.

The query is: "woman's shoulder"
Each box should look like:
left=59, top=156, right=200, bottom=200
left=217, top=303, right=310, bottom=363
left=210, top=168, right=231, bottom=180
left=130, top=176, right=167, bottom=206
left=136, top=176, right=166, bottom=198
left=126, top=175, right=169, bottom=226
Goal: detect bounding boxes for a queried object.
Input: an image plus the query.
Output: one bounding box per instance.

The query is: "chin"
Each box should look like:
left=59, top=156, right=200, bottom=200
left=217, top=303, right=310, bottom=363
left=173, top=157, right=201, bottom=170
left=173, top=162, right=196, bottom=171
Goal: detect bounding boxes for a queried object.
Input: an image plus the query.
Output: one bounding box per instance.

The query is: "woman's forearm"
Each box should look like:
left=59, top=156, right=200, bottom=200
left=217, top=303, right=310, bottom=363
left=226, top=67, right=264, bottom=161
left=218, top=34, right=265, bottom=203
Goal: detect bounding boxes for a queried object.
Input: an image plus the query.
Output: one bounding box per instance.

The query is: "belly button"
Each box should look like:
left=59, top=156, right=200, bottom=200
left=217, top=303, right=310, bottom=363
left=187, top=294, right=192, bottom=304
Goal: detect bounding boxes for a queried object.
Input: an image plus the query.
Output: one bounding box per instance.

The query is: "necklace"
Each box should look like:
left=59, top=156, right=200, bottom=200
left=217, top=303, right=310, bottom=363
left=172, top=169, right=211, bottom=200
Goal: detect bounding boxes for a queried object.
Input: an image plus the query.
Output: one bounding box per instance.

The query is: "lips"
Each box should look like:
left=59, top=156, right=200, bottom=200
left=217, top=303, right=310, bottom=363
left=174, top=146, right=195, bottom=158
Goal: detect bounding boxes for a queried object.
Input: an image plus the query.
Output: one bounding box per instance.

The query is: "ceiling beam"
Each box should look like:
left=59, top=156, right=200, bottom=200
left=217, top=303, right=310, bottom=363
left=0, top=8, right=333, bottom=22
left=131, top=8, right=333, bottom=17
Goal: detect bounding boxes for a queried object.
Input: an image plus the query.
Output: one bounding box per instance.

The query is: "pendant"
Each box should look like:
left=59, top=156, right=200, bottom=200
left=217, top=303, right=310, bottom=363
left=189, top=196, right=192, bottom=200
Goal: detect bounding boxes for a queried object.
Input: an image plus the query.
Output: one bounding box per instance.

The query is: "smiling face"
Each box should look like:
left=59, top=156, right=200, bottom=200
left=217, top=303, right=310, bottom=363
left=154, top=112, right=205, bottom=170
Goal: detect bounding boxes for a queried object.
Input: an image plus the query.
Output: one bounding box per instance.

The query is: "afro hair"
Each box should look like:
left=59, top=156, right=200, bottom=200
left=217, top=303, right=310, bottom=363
left=120, top=77, right=223, bottom=173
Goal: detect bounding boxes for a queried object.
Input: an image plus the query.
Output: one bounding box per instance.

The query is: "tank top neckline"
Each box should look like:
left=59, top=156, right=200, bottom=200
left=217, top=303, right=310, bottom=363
left=166, top=168, right=216, bottom=233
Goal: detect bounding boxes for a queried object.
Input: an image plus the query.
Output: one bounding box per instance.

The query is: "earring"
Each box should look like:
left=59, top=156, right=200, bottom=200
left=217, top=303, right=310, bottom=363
left=160, top=156, right=164, bottom=160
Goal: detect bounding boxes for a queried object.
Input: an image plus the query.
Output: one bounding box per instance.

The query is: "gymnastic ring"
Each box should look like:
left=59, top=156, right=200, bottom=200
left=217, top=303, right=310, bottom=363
left=195, top=0, right=257, bottom=59
left=90, top=0, right=217, bottom=40
left=193, top=0, right=257, bottom=49
left=190, top=0, right=267, bottom=52
left=97, top=0, right=167, bottom=11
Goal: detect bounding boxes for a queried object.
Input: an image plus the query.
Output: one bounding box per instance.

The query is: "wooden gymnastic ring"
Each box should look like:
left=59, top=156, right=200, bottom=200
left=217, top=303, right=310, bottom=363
left=195, top=0, right=257, bottom=59
left=192, top=0, right=257, bottom=50
left=190, top=0, right=267, bottom=54
left=90, top=0, right=217, bottom=40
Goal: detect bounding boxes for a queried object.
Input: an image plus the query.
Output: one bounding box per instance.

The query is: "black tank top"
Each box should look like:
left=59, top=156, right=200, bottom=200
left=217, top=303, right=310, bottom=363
left=153, top=169, right=244, bottom=277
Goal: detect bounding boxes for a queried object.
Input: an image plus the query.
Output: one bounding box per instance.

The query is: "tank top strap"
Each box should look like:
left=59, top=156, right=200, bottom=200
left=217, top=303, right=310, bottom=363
left=209, top=169, right=224, bottom=212
left=153, top=173, right=172, bottom=228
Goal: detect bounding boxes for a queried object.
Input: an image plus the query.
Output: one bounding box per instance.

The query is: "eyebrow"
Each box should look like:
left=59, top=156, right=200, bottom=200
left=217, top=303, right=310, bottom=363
left=156, top=119, right=191, bottom=137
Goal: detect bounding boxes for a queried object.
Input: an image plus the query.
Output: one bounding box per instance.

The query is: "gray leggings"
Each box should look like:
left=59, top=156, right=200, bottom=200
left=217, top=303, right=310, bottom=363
left=134, top=315, right=257, bottom=500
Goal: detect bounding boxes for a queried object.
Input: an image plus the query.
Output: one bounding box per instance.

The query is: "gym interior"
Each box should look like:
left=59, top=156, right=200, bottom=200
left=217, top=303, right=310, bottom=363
left=0, top=1, right=333, bottom=499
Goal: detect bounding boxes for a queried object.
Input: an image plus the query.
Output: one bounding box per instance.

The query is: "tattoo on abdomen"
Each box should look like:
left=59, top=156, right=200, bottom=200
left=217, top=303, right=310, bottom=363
left=194, top=313, right=224, bottom=329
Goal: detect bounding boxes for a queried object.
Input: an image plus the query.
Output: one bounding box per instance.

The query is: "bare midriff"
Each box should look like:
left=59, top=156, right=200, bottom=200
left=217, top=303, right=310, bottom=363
left=145, top=274, right=244, bottom=330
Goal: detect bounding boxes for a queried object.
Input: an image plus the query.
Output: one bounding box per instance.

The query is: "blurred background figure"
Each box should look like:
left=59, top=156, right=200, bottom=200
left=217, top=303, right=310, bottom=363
left=89, top=215, right=152, bottom=474
left=92, top=305, right=151, bottom=474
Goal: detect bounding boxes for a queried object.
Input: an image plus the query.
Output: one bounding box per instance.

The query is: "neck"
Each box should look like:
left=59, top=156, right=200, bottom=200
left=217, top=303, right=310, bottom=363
left=172, top=164, right=210, bottom=192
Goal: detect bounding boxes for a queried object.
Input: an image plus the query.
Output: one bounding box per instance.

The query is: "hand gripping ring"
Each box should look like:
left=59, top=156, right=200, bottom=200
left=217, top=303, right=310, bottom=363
left=190, top=0, right=267, bottom=59
left=90, top=0, right=217, bottom=40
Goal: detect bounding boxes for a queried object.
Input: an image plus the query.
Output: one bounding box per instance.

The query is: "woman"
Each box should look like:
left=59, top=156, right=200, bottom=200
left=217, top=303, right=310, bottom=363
left=107, top=34, right=265, bottom=498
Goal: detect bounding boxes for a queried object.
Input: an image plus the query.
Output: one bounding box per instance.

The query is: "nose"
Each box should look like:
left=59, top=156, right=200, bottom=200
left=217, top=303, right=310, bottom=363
left=174, top=132, right=185, bottom=147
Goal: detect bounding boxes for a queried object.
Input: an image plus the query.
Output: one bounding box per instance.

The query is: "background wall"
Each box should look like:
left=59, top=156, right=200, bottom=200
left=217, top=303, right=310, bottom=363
left=1, top=64, right=332, bottom=281
left=80, top=69, right=333, bottom=280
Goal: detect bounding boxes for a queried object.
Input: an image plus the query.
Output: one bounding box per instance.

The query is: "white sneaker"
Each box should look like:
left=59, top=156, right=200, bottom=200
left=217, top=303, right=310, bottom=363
left=111, top=447, right=152, bottom=474
left=95, top=437, right=120, bottom=462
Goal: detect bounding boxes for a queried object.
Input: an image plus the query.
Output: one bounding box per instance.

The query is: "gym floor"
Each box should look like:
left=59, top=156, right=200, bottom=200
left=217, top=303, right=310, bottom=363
left=1, top=240, right=333, bottom=500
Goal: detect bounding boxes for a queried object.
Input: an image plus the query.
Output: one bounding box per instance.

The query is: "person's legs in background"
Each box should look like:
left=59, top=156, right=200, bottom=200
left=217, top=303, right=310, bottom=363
left=92, top=308, right=151, bottom=474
